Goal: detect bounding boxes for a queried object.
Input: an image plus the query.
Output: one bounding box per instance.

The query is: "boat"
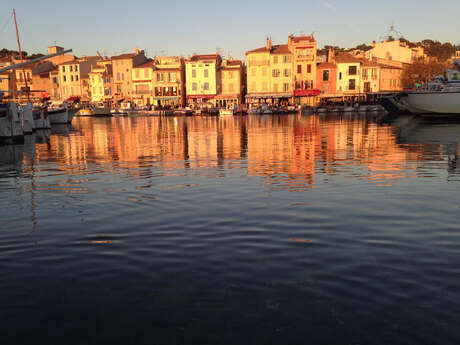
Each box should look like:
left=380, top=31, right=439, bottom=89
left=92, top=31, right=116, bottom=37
left=20, top=103, right=34, bottom=134
left=248, top=107, right=261, bottom=115
left=219, top=108, right=234, bottom=116
left=33, top=106, right=51, bottom=129
left=75, top=108, right=95, bottom=116
left=47, top=103, right=69, bottom=124
left=383, top=61, right=460, bottom=115
left=0, top=102, right=24, bottom=145
left=316, top=107, right=328, bottom=114
left=93, top=103, right=111, bottom=116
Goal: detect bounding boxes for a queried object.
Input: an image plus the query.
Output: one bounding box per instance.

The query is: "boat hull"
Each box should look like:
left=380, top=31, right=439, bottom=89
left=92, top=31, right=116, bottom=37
left=48, top=108, right=69, bottom=124
left=401, top=91, right=460, bottom=114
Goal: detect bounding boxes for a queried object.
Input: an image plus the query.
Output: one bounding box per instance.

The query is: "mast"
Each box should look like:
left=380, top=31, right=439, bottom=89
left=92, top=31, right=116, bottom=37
left=13, top=8, right=30, bottom=102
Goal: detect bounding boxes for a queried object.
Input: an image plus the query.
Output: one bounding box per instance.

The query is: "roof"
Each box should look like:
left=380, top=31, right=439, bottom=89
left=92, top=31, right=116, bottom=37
left=289, top=35, right=315, bottom=43
left=111, top=53, right=137, bottom=60
left=188, top=54, right=220, bottom=62
left=335, top=53, right=362, bottom=64
left=59, top=59, right=79, bottom=66
left=133, top=59, right=155, bottom=69
left=378, top=64, right=403, bottom=70
left=317, top=62, right=337, bottom=69
left=221, top=60, right=242, bottom=69
left=358, top=59, right=380, bottom=67
left=246, top=44, right=291, bottom=55
left=32, top=61, right=56, bottom=75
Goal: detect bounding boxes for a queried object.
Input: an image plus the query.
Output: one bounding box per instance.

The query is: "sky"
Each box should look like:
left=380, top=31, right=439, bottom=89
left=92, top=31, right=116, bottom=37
left=1, top=0, right=459, bottom=60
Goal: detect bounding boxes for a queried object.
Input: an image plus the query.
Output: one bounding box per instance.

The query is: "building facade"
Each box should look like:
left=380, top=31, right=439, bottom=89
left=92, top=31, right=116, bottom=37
left=89, top=59, right=113, bottom=103
left=152, top=56, right=185, bottom=108
left=360, top=60, right=381, bottom=93
left=111, top=49, right=147, bottom=102
left=132, top=60, right=154, bottom=107
left=216, top=59, right=244, bottom=107
left=185, top=54, right=221, bottom=107
left=335, top=53, right=362, bottom=94
left=366, top=40, right=426, bottom=64
left=379, top=64, right=403, bottom=92
left=316, top=62, right=337, bottom=96
left=0, top=57, right=16, bottom=100
left=58, top=56, right=100, bottom=100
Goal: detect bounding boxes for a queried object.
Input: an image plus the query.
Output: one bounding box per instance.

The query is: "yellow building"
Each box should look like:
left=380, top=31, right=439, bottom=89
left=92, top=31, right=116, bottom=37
left=216, top=59, right=244, bottom=107
left=185, top=54, right=221, bottom=107
left=89, top=59, right=113, bottom=103
left=0, top=57, right=16, bottom=100
left=366, top=40, right=426, bottom=64
left=335, top=53, right=362, bottom=94
left=360, top=60, right=380, bottom=93
left=246, top=38, right=293, bottom=106
left=152, top=56, right=185, bottom=108
left=58, top=56, right=101, bottom=100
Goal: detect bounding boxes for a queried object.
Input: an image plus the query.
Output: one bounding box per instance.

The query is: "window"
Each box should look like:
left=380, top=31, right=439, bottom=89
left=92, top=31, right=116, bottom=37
left=349, top=79, right=356, bottom=90
left=203, top=82, right=209, bottom=90
left=157, top=73, right=164, bottom=82
left=70, top=66, right=73, bottom=72
left=122, top=73, right=125, bottom=81
left=52, top=77, right=57, bottom=84
left=307, top=64, right=312, bottom=73
left=63, top=76, right=67, bottom=82
left=283, top=83, right=289, bottom=92
left=117, top=72, right=120, bottom=81
left=170, top=72, right=176, bottom=82
left=297, top=65, right=302, bottom=74
left=135, top=69, right=140, bottom=78
left=283, top=55, right=291, bottom=63
left=75, top=65, right=78, bottom=72
left=192, top=82, right=197, bottom=91
left=362, top=69, right=368, bottom=78
left=272, top=69, right=280, bottom=77
left=76, top=75, right=79, bottom=81
left=71, top=75, right=74, bottom=82
left=339, top=72, right=342, bottom=80
left=117, top=85, right=122, bottom=93
left=273, top=56, right=278, bottom=64
left=144, top=69, right=149, bottom=78
left=192, top=69, right=197, bottom=78
left=62, top=66, right=65, bottom=72
left=323, top=70, right=330, bottom=82
left=349, top=66, right=357, bottom=75
left=204, top=69, right=208, bottom=78
left=284, top=69, right=290, bottom=77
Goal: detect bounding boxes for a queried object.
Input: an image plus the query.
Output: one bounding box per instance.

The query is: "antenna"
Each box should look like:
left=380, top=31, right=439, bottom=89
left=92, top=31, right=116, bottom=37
left=379, top=22, right=403, bottom=42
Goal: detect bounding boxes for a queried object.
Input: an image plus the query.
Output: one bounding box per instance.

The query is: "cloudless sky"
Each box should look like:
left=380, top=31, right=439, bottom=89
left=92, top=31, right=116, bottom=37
left=1, top=0, right=459, bottom=60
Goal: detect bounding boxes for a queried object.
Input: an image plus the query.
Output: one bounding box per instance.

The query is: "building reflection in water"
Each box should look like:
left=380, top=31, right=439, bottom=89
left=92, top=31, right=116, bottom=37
left=13, top=114, right=460, bottom=192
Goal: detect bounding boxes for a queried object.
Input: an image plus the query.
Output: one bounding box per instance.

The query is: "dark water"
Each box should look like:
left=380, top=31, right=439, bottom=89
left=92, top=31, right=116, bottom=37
left=1, top=114, right=460, bottom=345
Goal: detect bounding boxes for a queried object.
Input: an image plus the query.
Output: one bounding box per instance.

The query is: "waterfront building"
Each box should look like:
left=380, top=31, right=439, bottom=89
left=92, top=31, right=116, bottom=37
left=365, top=40, right=426, bottom=64
left=151, top=56, right=185, bottom=108
left=288, top=34, right=319, bottom=105
left=0, top=57, right=16, bottom=100
left=335, top=53, right=362, bottom=94
left=245, top=38, right=294, bottom=106
left=31, top=61, right=56, bottom=100
left=89, top=59, right=113, bottom=103
left=216, top=59, right=244, bottom=108
left=378, top=64, right=403, bottom=92
left=58, top=56, right=101, bottom=101
left=132, top=59, right=154, bottom=107
left=111, top=49, right=148, bottom=102
left=360, top=60, right=381, bottom=93
left=316, top=62, right=337, bottom=96
left=14, top=62, right=33, bottom=94
left=185, top=54, right=221, bottom=107
left=46, top=46, right=75, bottom=65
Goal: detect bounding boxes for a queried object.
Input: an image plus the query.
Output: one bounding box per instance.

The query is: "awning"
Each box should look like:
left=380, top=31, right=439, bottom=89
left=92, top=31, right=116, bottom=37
left=153, top=96, right=180, bottom=100
left=66, top=96, right=80, bottom=103
left=215, top=94, right=239, bottom=100
left=187, top=94, right=216, bottom=99
left=246, top=93, right=293, bottom=99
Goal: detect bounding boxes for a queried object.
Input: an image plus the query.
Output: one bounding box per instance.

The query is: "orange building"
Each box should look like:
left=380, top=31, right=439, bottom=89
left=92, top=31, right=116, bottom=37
left=316, top=62, right=337, bottom=95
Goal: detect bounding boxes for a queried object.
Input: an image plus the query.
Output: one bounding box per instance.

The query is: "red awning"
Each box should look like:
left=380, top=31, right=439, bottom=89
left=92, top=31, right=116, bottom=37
left=66, top=96, right=81, bottom=103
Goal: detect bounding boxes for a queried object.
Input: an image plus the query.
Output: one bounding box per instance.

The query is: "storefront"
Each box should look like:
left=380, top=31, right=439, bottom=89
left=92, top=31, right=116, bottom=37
left=294, top=89, right=321, bottom=106
left=215, top=94, right=240, bottom=108
left=187, top=94, right=216, bottom=108
left=245, top=92, right=294, bottom=107
left=152, top=96, right=182, bottom=108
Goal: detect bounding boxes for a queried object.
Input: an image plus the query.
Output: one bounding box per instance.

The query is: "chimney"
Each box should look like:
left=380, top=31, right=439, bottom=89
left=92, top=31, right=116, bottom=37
left=266, top=38, right=272, bottom=51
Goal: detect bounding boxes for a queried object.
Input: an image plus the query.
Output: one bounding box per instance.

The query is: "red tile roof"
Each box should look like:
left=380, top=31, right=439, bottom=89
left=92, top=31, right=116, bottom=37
left=134, top=59, right=155, bottom=68
left=189, top=54, right=220, bottom=62
left=317, top=62, right=337, bottom=69
left=335, top=53, right=362, bottom=64
left=246, top=44, right=291, bottom=55
left=111, top=53, right=137, bottom=60
left=289, top=35, right=315, bottom=43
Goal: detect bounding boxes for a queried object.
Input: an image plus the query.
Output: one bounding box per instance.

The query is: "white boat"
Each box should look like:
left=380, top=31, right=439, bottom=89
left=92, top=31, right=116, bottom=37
left=219, top=108, right=234, bottom=116
left=33, top=107, right=51, bottom=129
left=0, top=103, right=24, bottom=145
left=47, top=103, right=69, bottom=124
left=20, top=103, right=35, bottom=134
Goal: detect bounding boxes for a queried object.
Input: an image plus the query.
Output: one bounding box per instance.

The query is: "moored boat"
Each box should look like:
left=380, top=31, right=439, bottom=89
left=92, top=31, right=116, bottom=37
left=0, top=103, right=24, bottom=145
left=20, top=103, right=34, bottom=134
left=219, top=108, right=234, bottom=116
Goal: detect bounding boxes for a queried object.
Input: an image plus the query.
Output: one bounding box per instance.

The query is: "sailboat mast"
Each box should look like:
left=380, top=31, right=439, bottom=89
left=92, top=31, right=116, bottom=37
left=13, top=8, right=30, bottom=102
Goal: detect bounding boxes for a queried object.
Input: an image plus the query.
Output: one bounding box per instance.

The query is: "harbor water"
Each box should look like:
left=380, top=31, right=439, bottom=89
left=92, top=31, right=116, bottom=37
left=1, top=114, right=460, bottom=344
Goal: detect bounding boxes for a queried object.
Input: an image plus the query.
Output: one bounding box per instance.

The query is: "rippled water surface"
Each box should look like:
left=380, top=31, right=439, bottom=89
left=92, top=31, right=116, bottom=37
left=1, top=114, right=460, bottom=344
